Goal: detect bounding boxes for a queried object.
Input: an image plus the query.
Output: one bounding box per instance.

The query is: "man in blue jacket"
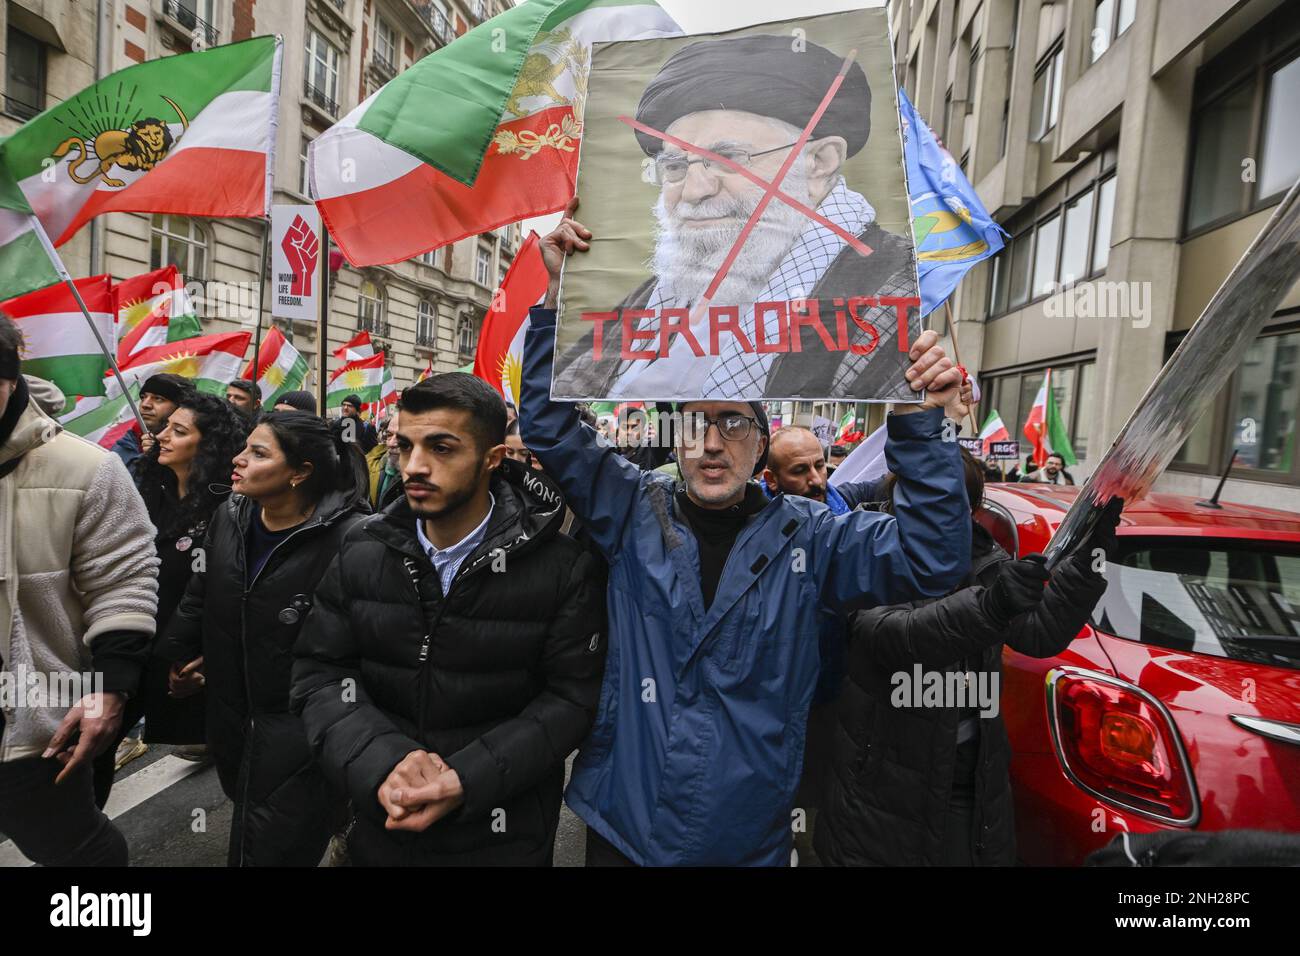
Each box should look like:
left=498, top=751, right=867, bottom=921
left=520, top=208, right=971, bottom=866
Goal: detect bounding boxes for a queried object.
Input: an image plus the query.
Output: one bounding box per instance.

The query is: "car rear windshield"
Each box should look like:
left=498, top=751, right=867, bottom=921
left=1090, top=538, right=1300, bottom=670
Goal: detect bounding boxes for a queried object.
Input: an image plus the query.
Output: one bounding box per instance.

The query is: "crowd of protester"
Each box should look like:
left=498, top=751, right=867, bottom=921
left=0, top=210, right=1137, bottom=869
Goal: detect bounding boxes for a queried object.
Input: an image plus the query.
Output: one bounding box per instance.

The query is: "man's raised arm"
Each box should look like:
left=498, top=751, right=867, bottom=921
left=518, top=201, right=645, bottom=560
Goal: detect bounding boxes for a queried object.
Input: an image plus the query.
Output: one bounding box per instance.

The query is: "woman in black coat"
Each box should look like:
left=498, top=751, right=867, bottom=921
left=93, top=394, right=250, bottom=807
left=165, top=411, right=370, bottom=866
left=815, top=453, right=1122, bottom=866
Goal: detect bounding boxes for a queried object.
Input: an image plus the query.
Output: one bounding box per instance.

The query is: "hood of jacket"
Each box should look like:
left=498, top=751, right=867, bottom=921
left=365, top=457, right=566, bottom=569
left=0, top=381, right=61, bottom=469
left=225, top=485, right=369, bottom=538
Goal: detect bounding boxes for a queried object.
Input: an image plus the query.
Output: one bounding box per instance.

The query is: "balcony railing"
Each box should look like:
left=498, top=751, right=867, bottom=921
left=416, top=329, right=437, bottom=348
left=304, top=83, right=339, bottom=118
left=413, top=2, right=454, bottom=45
left=371, top=52, right=397, bottom=81
left=162, top=0, right=219, bottom=47
left=359, top=316, right=391, bottom=338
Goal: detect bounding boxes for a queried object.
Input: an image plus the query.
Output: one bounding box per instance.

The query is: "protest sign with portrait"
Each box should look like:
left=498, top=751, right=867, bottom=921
left=552, top=7, right=919, bottom=402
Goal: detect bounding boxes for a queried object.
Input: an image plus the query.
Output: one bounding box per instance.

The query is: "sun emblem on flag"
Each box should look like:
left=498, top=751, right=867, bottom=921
left=119, top=297, right=154, bottom=331
left=498, top=352, right=523, bottom=406
left=344, top=368, right=366, bottom=388
left=265, top=365, right=286, bottom=389
left=158, top=350, right=200, bottom=378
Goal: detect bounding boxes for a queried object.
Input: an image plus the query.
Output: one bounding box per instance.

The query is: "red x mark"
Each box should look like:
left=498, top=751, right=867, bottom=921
left=616, top=48, right=869, bottom=310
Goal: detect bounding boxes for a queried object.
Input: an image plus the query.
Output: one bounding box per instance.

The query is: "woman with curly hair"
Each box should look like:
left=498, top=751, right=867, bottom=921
left=93, top=393, right=251, bottom=807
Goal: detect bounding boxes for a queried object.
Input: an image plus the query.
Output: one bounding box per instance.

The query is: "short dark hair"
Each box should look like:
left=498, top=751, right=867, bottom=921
left=399, top=372, right=506, bottom=451
left=1046, top=452, right=1066, bottom=465
left=0, top=311, right=21, bottom=380
left=228, top=378, right=261, bottom=401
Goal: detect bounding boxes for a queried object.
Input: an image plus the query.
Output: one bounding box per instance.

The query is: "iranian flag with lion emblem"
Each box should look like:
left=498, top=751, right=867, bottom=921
left=309, top=0, right=679, bottom=266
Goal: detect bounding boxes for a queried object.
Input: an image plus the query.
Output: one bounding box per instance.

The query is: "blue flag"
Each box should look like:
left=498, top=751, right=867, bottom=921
left=899, top=87, right=1006, bottom=317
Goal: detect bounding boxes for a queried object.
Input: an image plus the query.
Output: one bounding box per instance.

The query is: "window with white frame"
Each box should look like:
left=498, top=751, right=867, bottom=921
left=475, top=245, right=492, bottom=286
left=457, top=314, right=476, bottom=358
left=150, top=214, right=208, bottom=279
left=357, top=279, right=386, bottom=335
left=375, top=18, right=397, bottom=71
left=304, top=29, right=341, bottom=107
left=299, top=135, right=313, bottom=197
left=417, top=248, right=438, bottom=266
left=417, top=299, right=437, bottom=347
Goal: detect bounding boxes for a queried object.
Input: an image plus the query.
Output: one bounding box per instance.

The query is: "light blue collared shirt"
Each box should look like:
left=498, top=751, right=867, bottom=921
left=415, top=494, right=495, bottom=594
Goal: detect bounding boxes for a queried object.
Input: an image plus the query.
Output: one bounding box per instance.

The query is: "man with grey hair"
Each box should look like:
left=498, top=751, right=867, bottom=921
left=554, top=34, right=917, bottom=401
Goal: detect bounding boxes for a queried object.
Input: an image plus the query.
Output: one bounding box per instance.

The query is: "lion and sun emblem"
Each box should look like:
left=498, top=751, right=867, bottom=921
left=50, top=85, right=189, bottom=188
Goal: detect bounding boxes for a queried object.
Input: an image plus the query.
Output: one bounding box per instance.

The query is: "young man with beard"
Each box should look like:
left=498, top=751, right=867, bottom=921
left=292, top=374, right=606, bottom=865
left=520, top=214, right=971, bottom=866
left=553, top=34, right=917, bottom=400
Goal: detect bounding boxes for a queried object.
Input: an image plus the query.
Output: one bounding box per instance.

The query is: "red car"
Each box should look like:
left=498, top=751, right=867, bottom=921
left=977, top=483, right=1300, bottom=865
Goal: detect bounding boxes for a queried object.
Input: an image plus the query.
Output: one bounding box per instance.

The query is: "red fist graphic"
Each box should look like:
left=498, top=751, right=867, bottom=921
left=282, top=214, right=319, bottom=296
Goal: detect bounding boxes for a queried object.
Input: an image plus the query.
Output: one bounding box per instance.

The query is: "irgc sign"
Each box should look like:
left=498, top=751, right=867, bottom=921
left=271, top=204, right=321, bottom=323
left=552, top=8, right=921, bottom=402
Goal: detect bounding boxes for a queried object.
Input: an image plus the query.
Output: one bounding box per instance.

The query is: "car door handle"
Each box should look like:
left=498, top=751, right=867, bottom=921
left=1229, top=714, right=1300, bottom=746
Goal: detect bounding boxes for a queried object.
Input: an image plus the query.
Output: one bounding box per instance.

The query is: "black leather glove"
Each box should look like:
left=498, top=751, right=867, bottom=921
left=981, top=554, right=1050, bottom=625
left=1073, top=496, right=1125, bottom=574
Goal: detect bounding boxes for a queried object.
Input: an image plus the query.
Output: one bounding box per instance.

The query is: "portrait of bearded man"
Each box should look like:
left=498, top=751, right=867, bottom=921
left=552, top=33, right=919, bottom=401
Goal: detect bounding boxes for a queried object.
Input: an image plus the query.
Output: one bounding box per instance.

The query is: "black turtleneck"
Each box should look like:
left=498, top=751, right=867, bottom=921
left=675, top=482, right=769, bottom=609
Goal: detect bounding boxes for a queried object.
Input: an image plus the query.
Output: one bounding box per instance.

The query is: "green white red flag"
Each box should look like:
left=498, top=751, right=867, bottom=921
left=242, top=326, right=308, bottom=406
left=333, top=329, right=375, bottom=362
left=0, top=37, right=280, bottom=300
left=836, top=410, right=856, bottom=441
left=473, top=231, right=548, bottom=407
left=309, top=0, right=680, bottom=266
left=63, top=329, right=251, bottom=446
left=327, top=351, right=386, bottom=409
left=4, top=274, right=113, bottom=401
left=114, top=265, right=203, bottom=363
left=1023, top=369, right=1077, bottom=467
left=979, top=409, right=1011, bottom=455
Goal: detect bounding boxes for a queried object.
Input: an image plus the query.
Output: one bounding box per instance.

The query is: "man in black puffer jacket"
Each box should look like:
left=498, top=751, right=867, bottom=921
left=816, top=462, right=1121, bottom=866
left=292, top=374, right=606, bottom=866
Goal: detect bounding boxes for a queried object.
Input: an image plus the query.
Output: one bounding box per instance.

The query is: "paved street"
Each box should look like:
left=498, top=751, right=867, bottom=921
left=0, top=746, right=589, bottom=867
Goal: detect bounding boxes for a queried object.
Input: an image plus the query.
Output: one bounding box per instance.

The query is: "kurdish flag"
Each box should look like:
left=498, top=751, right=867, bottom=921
left=415, top=360, right=434, bottom=384
left=327, top=352, right=386, bottom=409
left=243, top=326, right=308, bottom=406
left=310, top=0, right=680, bottom=266
left=1023, top=369, right=1077, bottom=467
left=473, top=231, right=547, bottom=407
left=979, top=409, right=1010, bottom=456
left=64, top=330, right=251, bottom=445
left=4, top=274, right=113, bottom=399
left=114, top=265, right=203, bottom=363
left=364, top=364, right=399, bottom=420
left=333, top=329, right=375, bottom=362
left=0, top=37, right=280, bottom=297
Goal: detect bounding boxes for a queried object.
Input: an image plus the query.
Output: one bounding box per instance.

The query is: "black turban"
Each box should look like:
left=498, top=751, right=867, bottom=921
left=634, top=35, right=872, bottom=158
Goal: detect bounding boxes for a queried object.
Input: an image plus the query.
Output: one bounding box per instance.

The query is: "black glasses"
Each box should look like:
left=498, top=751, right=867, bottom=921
left=649, top=142, right=801, bottom=185
left=679, top=413, right=759, bottom=443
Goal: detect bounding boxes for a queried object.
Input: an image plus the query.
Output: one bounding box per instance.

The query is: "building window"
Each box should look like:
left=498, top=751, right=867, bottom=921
left=982, top=359, right=1096, bottom=463
left=475, top=245, right=492, bottom=286
left=305, top=29, right=341, bottom=115
left=457, top=314, right=476, bottom=360
left=1184, top=11, right=1300, bottom=236
left=1173, top=326, right=1300, bottom=483
left=357, top=279, right=387, bottom=336
left=1030, top=44, right=1064, bottom=141
left=987, top=169, right=1117, bottom=317
left=417, top=248, right=438, bottom=267
left=416, top=299, right=437, bottom=347
left=299, top=136, right=313, bottom=197
left=1089, top=0, right=1133, bottom=63
left=150, top=215, right=208, bottom=280
left=965, top=41, right=980, bottom=114
left=5, top=28, right=45, bottom=120
left=374, top=17, right=397, bottom=72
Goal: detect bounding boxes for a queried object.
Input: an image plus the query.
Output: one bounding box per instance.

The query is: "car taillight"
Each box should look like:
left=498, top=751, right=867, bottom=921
left=1047, top=667, right=1199, bottom=826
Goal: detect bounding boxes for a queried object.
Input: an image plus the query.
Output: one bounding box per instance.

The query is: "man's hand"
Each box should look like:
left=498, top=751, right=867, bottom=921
left=43, top=692, right=126, bottom=785
left=981, top=555, right=1051, bottom=624
left=541, top=196, right=591, bottom=309
left=378, top=750, right=464, bottom=832
left=1076, top=496, right=1124, bottom=572
left=945, top=377, right=975, bottom=423
left=893, top=329, right=962, bottom=414
left=167, top=657, right=205, bottom=698
left=140, top=431, right=158, bottom=455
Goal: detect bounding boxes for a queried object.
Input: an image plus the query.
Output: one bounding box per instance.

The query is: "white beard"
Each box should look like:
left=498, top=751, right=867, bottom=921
left=650, top=163, right=814, bottom=307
